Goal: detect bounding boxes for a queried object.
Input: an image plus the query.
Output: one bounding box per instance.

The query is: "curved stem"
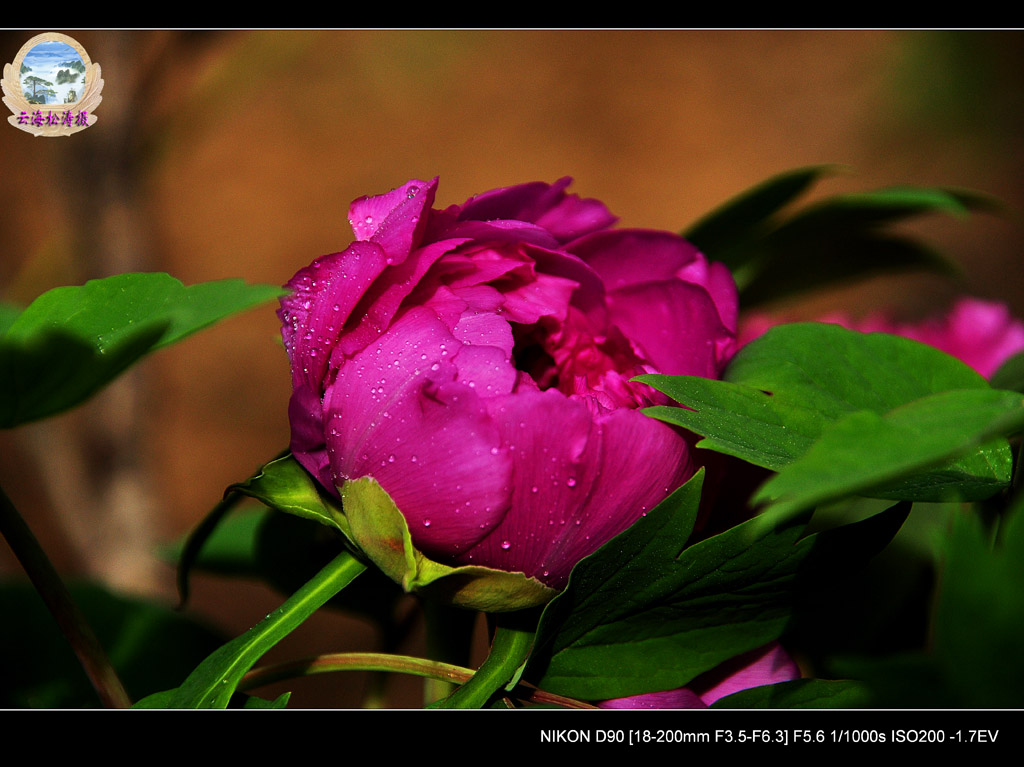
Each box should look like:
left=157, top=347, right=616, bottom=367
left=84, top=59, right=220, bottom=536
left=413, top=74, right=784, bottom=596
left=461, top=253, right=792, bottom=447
left=0, top=483, right=131, bottom=708
left=238, top=651, right=596, bottom=709
left=438, top=610, right=538, bottom=709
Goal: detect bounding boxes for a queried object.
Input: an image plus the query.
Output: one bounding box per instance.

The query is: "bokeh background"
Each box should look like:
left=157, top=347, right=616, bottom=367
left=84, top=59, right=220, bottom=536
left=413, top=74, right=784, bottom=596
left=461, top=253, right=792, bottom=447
left=2, top=29, right=1023, bottom=706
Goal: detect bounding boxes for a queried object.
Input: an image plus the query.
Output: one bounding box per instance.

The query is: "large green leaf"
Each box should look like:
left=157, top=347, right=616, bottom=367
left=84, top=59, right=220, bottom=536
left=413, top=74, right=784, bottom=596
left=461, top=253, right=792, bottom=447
left=525, top=471, right=905, bottom=701
left=641, top=323, right=1014, bottom=504
left=0, top=272, right=285, bottom=427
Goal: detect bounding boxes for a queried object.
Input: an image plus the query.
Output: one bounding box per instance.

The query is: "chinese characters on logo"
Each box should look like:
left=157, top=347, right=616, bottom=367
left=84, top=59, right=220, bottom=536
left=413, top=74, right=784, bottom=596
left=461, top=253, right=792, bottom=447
left=17, top=109, right=89, bottom=127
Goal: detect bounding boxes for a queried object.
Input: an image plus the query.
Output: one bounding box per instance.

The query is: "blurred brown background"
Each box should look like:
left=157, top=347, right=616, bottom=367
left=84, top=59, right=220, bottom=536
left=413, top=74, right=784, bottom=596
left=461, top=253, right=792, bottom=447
left=1, top=30, right=1022, bottom=706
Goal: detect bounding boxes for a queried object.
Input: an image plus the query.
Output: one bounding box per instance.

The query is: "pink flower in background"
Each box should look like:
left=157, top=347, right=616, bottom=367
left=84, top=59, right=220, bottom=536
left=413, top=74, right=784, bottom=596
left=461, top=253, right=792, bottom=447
left=279, top=177, right=737, bottom=589
left=599, top=643, right=800, bottom=709
left=739, top=297, right=1024, bottom=379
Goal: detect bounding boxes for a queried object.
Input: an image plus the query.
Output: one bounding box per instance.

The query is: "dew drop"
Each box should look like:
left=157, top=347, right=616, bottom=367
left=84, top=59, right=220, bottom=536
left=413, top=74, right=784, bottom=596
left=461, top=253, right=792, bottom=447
left=500, top=540, right=512, bottom=550
left=423, top=519, right=432, bottom=527
left=530, top=485, right=539, bottom=494
left=566, top=477, right=577, bottom=488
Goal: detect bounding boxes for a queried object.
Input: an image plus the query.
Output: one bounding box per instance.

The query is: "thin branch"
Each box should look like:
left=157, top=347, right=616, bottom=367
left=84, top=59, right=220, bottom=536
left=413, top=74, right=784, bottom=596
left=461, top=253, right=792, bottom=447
left=0, top=483, right=132, bottom=708
left=239, top=651, right=598, bottom=709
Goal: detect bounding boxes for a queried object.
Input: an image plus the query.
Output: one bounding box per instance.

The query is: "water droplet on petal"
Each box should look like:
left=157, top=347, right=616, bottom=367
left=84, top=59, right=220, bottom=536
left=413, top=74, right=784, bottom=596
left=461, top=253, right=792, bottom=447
left=500, top=540, right=511, bottom=550
left=566, top=477, right=577, bottom=488
left=423, top=519, right=432, bottom=527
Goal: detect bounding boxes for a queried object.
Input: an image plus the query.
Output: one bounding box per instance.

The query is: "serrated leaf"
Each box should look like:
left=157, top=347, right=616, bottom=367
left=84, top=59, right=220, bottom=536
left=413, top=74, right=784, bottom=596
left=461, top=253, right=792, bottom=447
left=0, top=273, right=286, bottom=427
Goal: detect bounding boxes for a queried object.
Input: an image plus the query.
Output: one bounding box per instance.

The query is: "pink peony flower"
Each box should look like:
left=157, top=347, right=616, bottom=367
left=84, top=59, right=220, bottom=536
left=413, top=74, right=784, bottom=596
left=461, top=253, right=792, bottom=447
left=598, top=643, right=800, bottom=709
left=279, top=178, right=737, bottom=591
left=739, top=297, right=1024, bottom=379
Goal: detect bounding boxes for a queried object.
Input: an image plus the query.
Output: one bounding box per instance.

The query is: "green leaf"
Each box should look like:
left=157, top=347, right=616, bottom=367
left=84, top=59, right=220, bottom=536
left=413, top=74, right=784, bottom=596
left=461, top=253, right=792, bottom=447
left=0, top=273, right=286, bottom=427
left=135, top=551, right=365, bottom=708
left=740, top=233, right=954, bottom=309
left=527, top=471, right=815, bottom=700
left=932, top=503, right=1024, bottom=707
left=699, top=181, right=992, bottom=308
left=243, top=692, right=291, bottom=709
left=711, top=678, right=871, bottom=709
left=991, top=351, right=1024, bottom=394
left=683, top=164, right=843, bottom=270
left=754, top=389, right=1024, bottom=523
left=830, top=500, right=1024, bottom=708
left=641, top=323, right=1014, bottom=505
left=165, top=506, right=269, bottom=576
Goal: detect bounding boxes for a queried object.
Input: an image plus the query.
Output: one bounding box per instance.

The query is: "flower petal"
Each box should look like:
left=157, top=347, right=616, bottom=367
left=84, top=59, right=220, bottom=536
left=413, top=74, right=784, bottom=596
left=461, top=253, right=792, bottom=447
left=691, top=642, right=800, bottom=706
left=349, top=178, right=437, bottom=261
left=460, top=389, right=692, bottom=587
left=599, top=689, right=707, bottom=709
left=324, top=307, right=513, bottom=555
left=278, top=242, right=390, bottom=392
left=456, top=177, right=617, bottom=244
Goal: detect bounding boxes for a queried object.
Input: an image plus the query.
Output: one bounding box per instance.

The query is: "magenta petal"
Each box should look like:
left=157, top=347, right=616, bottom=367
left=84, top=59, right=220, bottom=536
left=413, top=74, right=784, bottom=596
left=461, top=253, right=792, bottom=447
left=901, top=298, right=1024, bottom=379
left=461, top=390, right=692, bottom=587
left=692, top=643, right=800, bottom=706
left=278, top=242, right=390, bottom=391
left=325, top=307, right=512, bottom=554
left=287, top=381, right=334, bottom=494
left=348, top=178, right=437, bottom=261
left=336, top=237, right=467, bottom=357
left=599, top=689, right=707, bottom=709
left=608, top=279, right=734, bottom=377
left=569, top=229, right=704, bottom=288
left=457, top=177, right=617, bottom=243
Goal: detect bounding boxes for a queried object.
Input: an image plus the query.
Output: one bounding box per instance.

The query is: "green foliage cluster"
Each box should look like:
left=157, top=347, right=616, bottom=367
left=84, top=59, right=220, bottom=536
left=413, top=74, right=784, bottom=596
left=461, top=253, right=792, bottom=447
left=2, top=169, right=1023, bottom=711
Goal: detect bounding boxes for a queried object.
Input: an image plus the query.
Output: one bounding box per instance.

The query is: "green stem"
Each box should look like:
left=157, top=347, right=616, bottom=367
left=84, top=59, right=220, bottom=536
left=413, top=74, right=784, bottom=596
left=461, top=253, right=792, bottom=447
left=438, top=611, right=537, bottom=709
left=238, top=651, right=596, bottom=709
left=0, top=483, right=132, bottom=708
left=422, top=600, right=477, bottom=705
left=162, top=550, right=366, bottom=708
